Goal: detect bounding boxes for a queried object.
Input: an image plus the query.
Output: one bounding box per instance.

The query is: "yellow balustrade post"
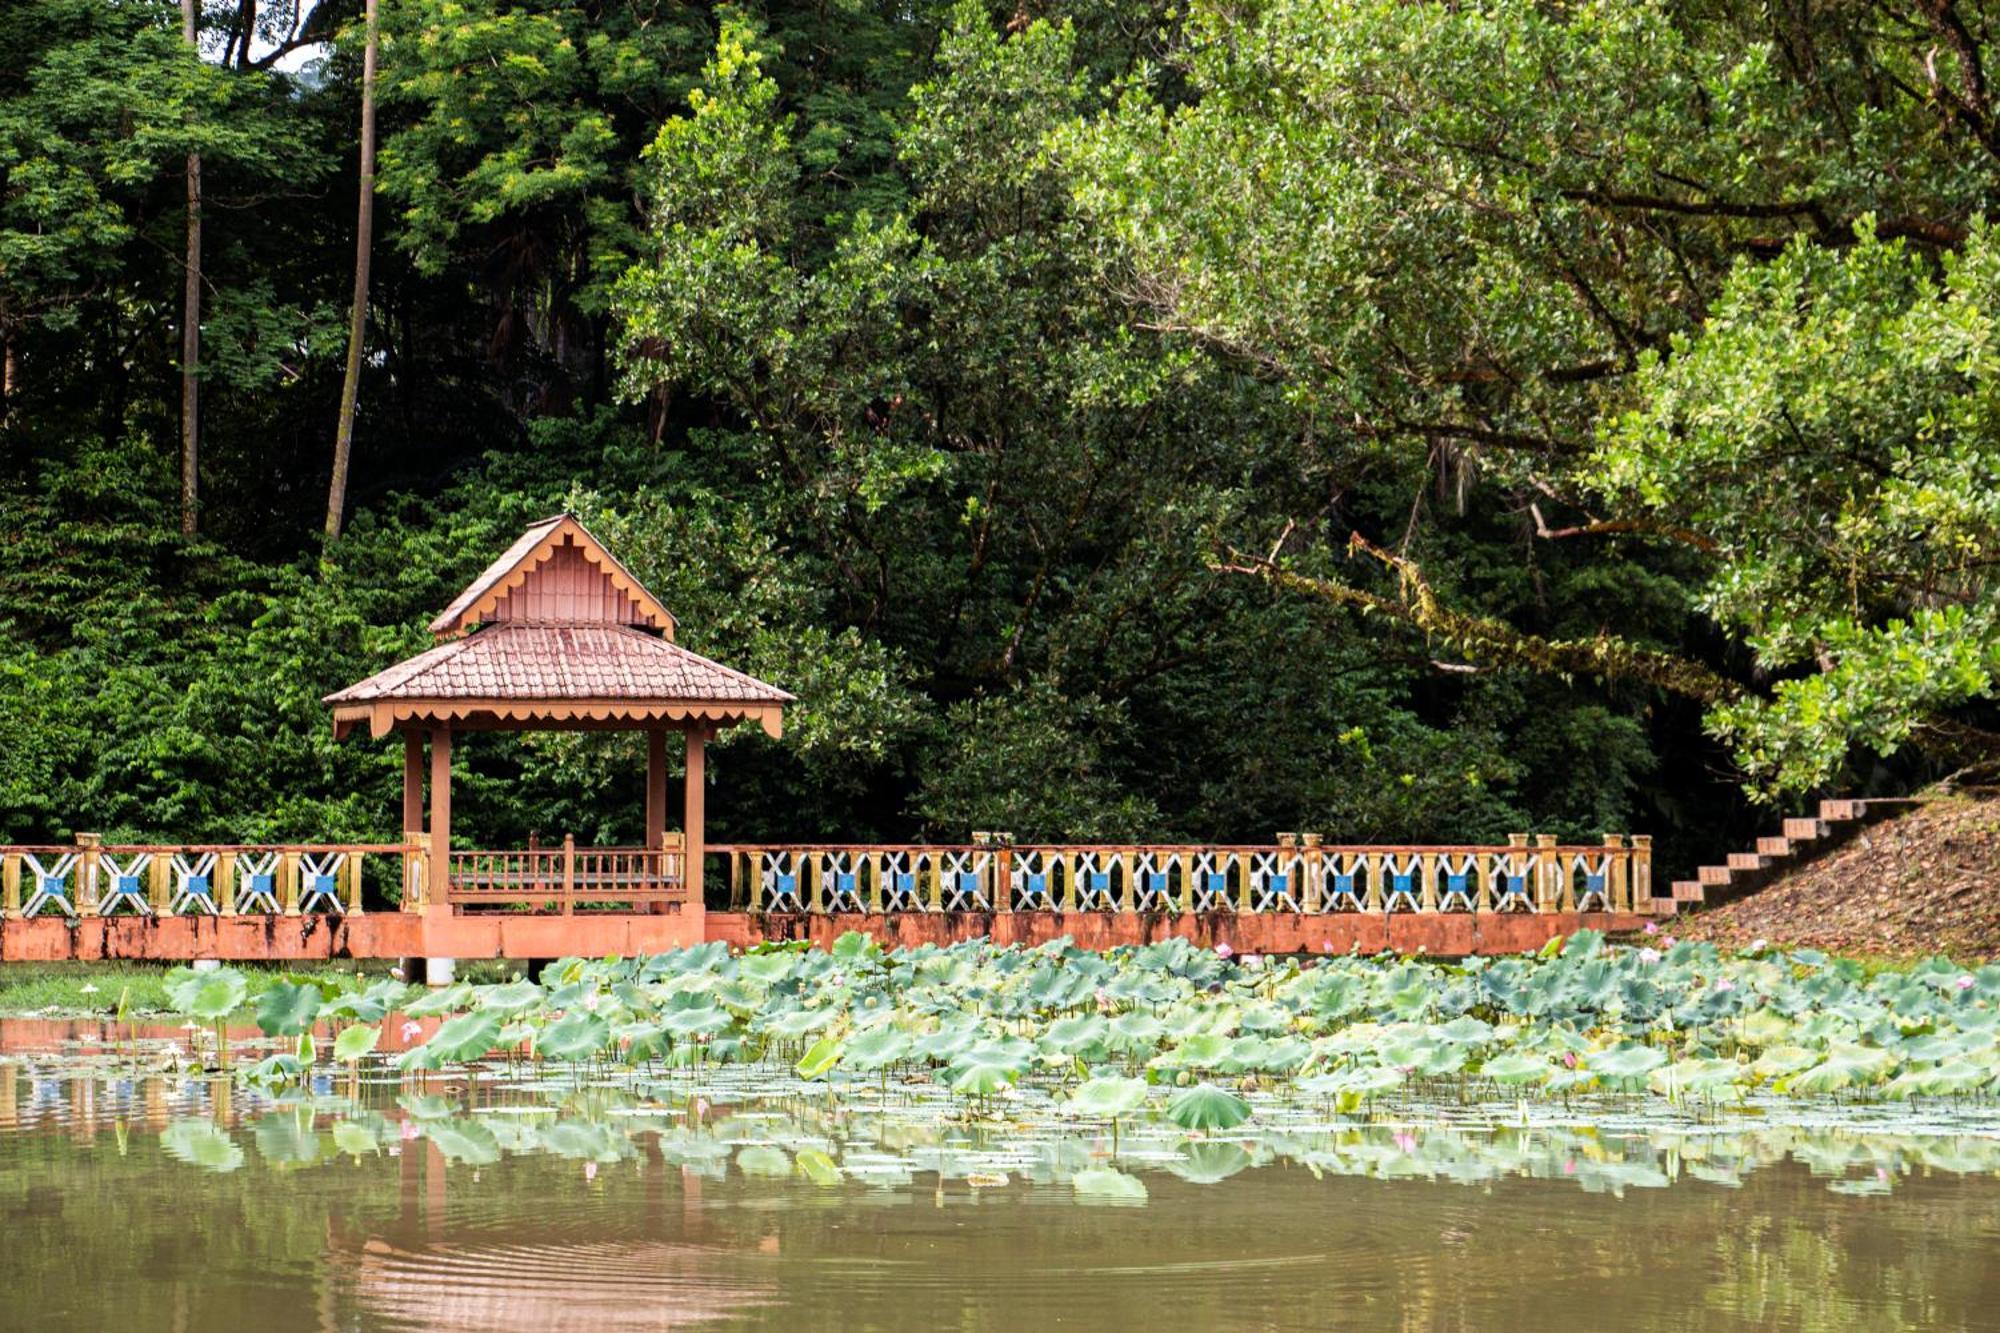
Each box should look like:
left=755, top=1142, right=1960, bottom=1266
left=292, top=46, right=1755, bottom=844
left=149, top=854, right=172, bottom=915
left=1120, top=850, right=1137, bottom=913
left=3, top=853, right=21, bottom=918
left=1603, top=834, right=1628, bottom=912
left=807, top=851, right=824, bottom=913
left=217, top=851, right=238, bottom=916
left=1631, top=835, right=1654, bottom=913
left=76, top=833, right=102, bottom=916
left=1301, top=834, right=1323, bottom=913
left=280, top=850, right=302, bottom=915
left=989, top=840, right=1009, bottom=914
left=346, top=851, right=366, bottom=915
left=1061, top=852, right=1077, bottom=913
left=867, top=851, right=883, bottom=913
left=1534, top=835, right=1562, bottom=912
left=1420, top=853, right=1439, bottom=912
left=1235, top=851, right=1252, bottom=913
left=1365, top=853, right=1384, bottom=912
left=399, top=837, right=423, bottom=911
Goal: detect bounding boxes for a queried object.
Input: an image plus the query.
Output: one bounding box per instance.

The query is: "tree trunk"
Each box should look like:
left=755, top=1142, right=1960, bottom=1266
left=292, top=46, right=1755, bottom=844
left=326, top=0, right=379, bottom=543
left=181, top=0, right=202, bottom=539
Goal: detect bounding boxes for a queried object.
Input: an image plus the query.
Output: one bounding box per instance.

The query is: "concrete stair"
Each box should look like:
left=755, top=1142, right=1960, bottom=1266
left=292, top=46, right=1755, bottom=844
left=1655, top=797, right=1920, bottom=918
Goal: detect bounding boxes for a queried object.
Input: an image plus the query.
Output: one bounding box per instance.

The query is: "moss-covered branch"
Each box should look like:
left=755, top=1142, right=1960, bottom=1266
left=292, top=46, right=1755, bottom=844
left=1216, top=535, right=1745, bottom=703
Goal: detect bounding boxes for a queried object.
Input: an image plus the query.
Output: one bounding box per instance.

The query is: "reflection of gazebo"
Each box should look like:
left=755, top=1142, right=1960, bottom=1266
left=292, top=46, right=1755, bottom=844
left=325, top=515, right=790, bottom=910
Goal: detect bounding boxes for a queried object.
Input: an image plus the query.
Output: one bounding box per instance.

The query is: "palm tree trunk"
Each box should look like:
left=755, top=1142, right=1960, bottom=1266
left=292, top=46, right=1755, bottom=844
left=180, top=0, right=202, bottom=538
left=326, top=0, right=379, bottom=543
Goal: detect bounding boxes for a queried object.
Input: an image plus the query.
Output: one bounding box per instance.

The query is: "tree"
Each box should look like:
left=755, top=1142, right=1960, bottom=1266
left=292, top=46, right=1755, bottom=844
left=326, top=0, right=378, bottom=542
left=180, top=0, right=202, bottom=537
left=1600, top=225, right=2000, bottom=794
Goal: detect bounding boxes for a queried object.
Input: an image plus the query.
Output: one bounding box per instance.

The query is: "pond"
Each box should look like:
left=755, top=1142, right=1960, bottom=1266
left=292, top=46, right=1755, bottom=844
left=6, top=1034, right=2000, bottom=1330
left=5, top=936, right=2000, bottom=1329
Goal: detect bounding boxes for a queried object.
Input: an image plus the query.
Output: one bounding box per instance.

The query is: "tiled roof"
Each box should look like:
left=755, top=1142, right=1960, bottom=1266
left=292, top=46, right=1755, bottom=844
left=324, top=623, right=793, bottom=706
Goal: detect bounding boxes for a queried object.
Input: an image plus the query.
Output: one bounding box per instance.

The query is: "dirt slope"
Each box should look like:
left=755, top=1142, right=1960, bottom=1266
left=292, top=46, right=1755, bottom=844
left=1677, top=793, right=2000, bottom=961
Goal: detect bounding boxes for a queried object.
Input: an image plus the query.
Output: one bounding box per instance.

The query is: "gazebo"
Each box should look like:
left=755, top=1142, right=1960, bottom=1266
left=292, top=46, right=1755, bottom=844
left=325, top=514, right=791, bottom=913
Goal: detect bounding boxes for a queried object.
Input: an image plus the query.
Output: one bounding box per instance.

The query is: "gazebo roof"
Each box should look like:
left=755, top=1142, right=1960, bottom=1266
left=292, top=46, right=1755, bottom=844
left=325, top=515, right=790, bottom=740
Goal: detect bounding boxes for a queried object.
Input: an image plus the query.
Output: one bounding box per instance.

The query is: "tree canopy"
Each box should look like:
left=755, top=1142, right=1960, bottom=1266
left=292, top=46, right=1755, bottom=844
left=3, top=0, right=1996, bottom=881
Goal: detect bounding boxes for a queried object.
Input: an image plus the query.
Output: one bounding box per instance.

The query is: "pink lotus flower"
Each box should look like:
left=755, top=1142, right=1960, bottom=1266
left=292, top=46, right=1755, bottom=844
left=1713, top=978, right=1735, bottom=993
left=1637, top=947, right=1661, bottom=965
left=1661, top=935, right=1677, bottom=948
left=1215, top=943, right=1235, bottom=960
left=1241, top=954, right=1263, bottom=969
left=1956, top=975, right=1976, bottom=991
left=400, top=1120, right=419, bottom=1141
left=1321, top=939, right=1336, bottom=953
left=1561, top=1051, right=1579, bottom=1069
left=584, top=1161, right=598, bottom=1182
left=1393, top=1132, right=1418, bottom=1153
left=400, top=1020, right=422, bottom=1042
left=1643, top=921, right=1660, bottom=935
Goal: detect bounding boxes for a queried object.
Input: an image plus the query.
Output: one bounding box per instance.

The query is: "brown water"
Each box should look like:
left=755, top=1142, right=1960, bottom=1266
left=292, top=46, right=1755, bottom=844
left=5, top=1027, right=2000, bottom=1331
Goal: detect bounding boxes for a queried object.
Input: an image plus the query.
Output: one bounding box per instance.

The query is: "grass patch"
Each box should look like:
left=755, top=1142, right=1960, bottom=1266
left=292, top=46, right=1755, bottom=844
left=0, top=959, right=522, bottom=1015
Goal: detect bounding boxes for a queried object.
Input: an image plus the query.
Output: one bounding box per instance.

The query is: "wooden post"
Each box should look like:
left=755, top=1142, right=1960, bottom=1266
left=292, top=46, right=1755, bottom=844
left=1120, top=850, right=1137, bottom=913
left=562, top=833, right=575, bottom=915
left=994, top=842, right=1014, bottom=913
left=429, top=727, right=452, bottom=905
left=281, top=849, right=302, bottom=916
left=1420, top=853, right=1439, bottom=912
left=807, top=850, right=824, bottom=913
left=1301, top=834, right=1323, bottom=914
left=683, top=727, right=705, bottom=908
left=2, top=853, right=20, bottom=919
left=76, top=833, right=102, bottom=916
left=1235, top=850, right=1252, bottom=913
left=149, top=854, right=173, bottom=915
left=217, top=850, right=238, bottom=916
left=1061, top=851, right=1077, bottom=913
left=1603, top=834, right=1628, bottom=912
left=1535, top=834, right=1560, bottom=912
left=1631, top=835, right=1654, bottom=913
left=646, top=728, right=668, bottom=853
left=346, top=851, right=366, bottom=915
left=1365, top=852, right=1384, bottom=912
left=402, top=730, right=424, bottom=840
left=867, top=851, right=883, bottom=913
left=401, top=836, right=424, bottom=911
left=927, top=852, right=943, bottom=912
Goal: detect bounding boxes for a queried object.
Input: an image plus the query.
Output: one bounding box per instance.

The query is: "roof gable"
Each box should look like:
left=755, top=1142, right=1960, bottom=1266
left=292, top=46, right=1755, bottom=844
left=428, top=515, right=676, bottom=640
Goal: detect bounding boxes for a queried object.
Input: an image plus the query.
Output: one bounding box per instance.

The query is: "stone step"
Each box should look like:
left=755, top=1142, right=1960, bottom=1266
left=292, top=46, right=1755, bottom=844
left=1755, top=836, right=1793, bottom=857
left=1671, top=880, right=1705, bottom=904
left=1819, top=798, right=1864, bottom=822
left=1697, top=864, right=1733, bottom=886
left=1782, top=817, right=1827, bottom=841
left=1727, top=852, right=1770, bottom=871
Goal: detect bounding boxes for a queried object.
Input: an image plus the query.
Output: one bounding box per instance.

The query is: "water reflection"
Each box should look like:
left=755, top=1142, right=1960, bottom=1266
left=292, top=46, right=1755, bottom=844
left=6, top=1026, right=2000, bottom=1331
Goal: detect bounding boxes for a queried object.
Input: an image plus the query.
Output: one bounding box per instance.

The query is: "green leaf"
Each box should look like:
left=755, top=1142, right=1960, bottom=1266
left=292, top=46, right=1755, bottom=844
left=333, top=1024, right=380, bottom=1063
left=1166, top=1082, right=1252, bottom=1131
left=256, top=981, right=323, bottom=1037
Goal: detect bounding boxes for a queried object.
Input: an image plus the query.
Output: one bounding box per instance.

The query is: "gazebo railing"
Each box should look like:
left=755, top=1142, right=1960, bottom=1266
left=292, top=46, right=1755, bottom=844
left=446, top=836, right=684, bottom=914
left=714, top=835, right=1655, bottom=916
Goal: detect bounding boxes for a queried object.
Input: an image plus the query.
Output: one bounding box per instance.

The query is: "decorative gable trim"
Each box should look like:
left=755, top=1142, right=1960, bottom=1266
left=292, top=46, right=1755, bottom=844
left=428, top=515, right=677, bottom=640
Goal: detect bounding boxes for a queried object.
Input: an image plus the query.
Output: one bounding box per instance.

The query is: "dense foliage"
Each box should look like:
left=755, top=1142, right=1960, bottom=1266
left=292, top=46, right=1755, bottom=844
left=5, top=0, right=1999, bottom=874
